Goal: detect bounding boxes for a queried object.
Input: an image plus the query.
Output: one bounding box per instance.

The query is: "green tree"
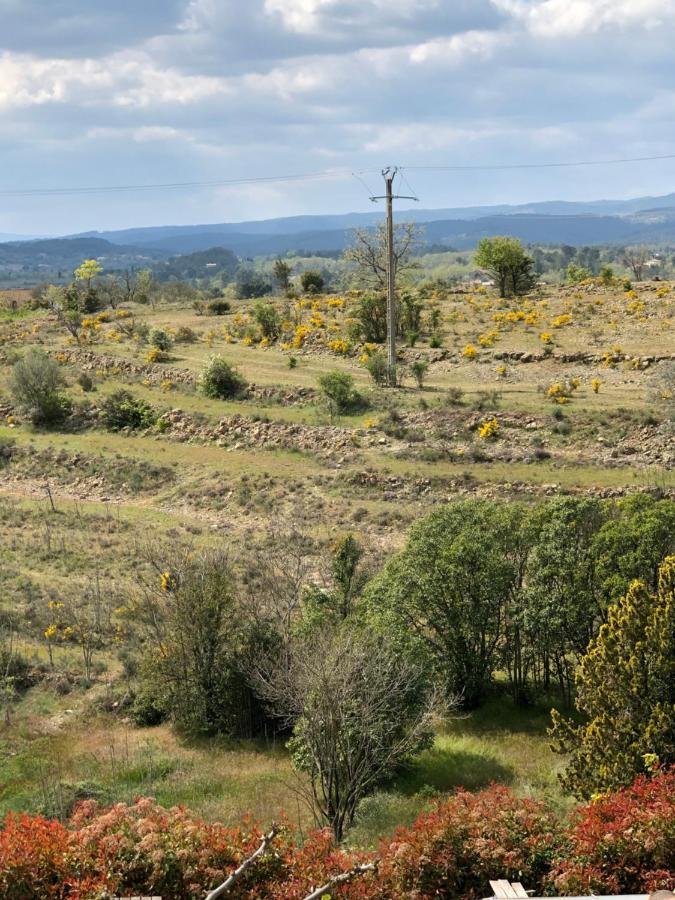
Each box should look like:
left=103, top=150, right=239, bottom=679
left=524, top=498, right=607, bottom=706
left=300, top=270, right=325, bottom=294
left=550, top=556, right=675, bottom=798
left=318, top=370, right=360, bottom=417
left=254, top=302, right=281, bottom=340
left=198, top=356, right=247, bottom=399
left=592, top=495, right=675, bottom=605
left=474, top=236, right=536, bottom=298
left=74, top=258, right=103, bottom=312
left=363, top=501, right=525, bottom=706
left=140, top=551, right=274, bottom=737
left=273, top=258, right=292, bottom=292
left=9, top=349, right=71, bottom=427
left=331, top=534, right=366, bottom=619
left=566, top=262, right=592, bottom=284
left=352, top=292, right=388, bottom=343
left=235, top=267, right=272, bottom=300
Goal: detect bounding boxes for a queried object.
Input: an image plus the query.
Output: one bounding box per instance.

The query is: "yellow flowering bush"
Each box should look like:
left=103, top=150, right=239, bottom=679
left=293, top=324, right=312, bottom=348
left=478, top=417, right=500, bottom=440
left=546, top=381, right=574, bottom=404
left=540, top=332, right=553, bottom=344
left=462, top=344, right=477, bottom=359
left=551, top=314, right=572, bottom=328
left=329, top=338, right=350, bottom=355
left=591, top=378, right=602, bottom=393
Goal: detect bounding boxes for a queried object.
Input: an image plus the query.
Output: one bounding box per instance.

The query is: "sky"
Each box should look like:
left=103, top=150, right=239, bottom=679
left=2, top=0, right=675, bottom=235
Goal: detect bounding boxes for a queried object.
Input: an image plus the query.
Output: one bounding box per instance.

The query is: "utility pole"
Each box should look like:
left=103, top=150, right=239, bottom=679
left=370, top=167, right=418, bottom=387
left=384, top=170, right=397, bottom=386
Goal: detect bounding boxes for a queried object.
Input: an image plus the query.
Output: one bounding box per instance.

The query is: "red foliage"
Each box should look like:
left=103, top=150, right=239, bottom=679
left=550, top=769, right=675, bottom=896
left=375, top=785, right=561, bottom=899
left=0, top=813, right=100, bottom=900
left=1, top=773, right=672, bottom=899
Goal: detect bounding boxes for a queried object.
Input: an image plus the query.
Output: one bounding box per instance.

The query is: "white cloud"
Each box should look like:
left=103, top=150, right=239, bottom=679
left=408, top=30, right=505, bottom=65
left=0, top=50, right=232, bottom=110
left=494, top=0, right=675, bottom=38
left=263, top=0, right=441, bottom=34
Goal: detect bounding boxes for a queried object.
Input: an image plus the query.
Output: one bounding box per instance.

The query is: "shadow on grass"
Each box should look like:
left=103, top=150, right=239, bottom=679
left=450, top=695, right=574, bottom=737
left=396, top=745, right=515, bottom=796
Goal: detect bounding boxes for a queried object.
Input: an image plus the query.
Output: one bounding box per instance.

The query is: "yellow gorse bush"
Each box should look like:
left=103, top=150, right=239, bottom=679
left=478, top=417, right=500, bottom=440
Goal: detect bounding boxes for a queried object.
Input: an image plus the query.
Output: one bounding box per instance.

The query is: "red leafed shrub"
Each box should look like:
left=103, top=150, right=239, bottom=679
left=68, top=797, right=292, bottom=899
left=375, top=784, right=561, bottom=899
left=268, top=829, right=375, bottom=899
left=550, top=769, right=675, bottom=896
left=0, top=813, right=102, bottom=900
left=1, top=774, right=673, bottom=899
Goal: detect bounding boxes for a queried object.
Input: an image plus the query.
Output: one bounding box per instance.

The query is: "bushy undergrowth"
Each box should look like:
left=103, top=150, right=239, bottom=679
left=1, top=771, right=672, bottom=900
left=100, top=390, right=157, bottom=431
left=198, top=355, right=247, bottom=400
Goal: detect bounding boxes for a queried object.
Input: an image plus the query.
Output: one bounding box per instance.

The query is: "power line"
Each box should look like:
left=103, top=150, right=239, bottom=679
left=402, top=153, right=675, bottom=172
left=0, top=168, right=380, bottom=198
left=2, top=151, right=674, bottom=199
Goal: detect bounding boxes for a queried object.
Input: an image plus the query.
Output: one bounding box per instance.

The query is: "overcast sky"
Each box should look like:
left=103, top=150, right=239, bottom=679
left=2, top=0, right=675, bottom=235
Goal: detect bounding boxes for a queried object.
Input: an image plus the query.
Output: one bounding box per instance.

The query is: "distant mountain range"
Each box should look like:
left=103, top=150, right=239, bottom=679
left=4, top=191, right=675, bottom=267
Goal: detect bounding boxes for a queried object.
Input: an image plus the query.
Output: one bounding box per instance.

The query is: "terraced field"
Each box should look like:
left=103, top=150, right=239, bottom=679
left=0, top=278, right=672, bottom=837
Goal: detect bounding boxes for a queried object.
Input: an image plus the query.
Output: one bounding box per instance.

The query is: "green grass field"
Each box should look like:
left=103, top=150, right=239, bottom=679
left=0, top=279, right=672, bottom=843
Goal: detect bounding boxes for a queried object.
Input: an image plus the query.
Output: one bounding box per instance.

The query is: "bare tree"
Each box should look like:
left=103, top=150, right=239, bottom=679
left=623, top=246, right=651, bottom=281
left=240, top=528, right=320, bottom=641
left=0, top=622, right=18, bottom=726
left=256, top=627, right=446, bottom=842
left=344, top=222, right=422, bottom=291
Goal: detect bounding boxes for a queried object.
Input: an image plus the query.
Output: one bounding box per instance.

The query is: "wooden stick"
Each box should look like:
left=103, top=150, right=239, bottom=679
left=302, top=862, right=377, bottom=900
left=205, top=826, right=278, bottom=900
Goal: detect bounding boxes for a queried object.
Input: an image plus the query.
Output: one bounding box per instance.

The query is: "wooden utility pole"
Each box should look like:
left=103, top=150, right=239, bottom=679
left=370, top=167, right=418, bottom=387
left=384, top=169, right=397, bottom=386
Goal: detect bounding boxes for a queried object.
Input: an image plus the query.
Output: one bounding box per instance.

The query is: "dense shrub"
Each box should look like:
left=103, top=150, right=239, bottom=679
left=364, top=351, right=387, bottom=386
left=254, top=302, right=281, bottom=339
left=1, top=773, right=672, bottom=899
left=353, top=292, right=387, bottom=343
left=175, top=325, right=198, bottom=342
left=300, top=270, right=325, bottom=294
left=100, top=390, right=157, bottom=431
left=550, top=770, right=675, bottom=896
left=206, top=299, right=231, bottom=315
left=0, top=813, right=75, bottom=900
left=550, top=556, right=675, bottom=798
left=235, top=268, right=272, bottom=300
left=318, top=370, right=362, bottom=415
left=198, top=355, right=247, bottom=400
left=9, top=350, right=71, bottom=427
left=148, top=327, right=172, bottom=352
left=377, top=785, right=561, bottom=899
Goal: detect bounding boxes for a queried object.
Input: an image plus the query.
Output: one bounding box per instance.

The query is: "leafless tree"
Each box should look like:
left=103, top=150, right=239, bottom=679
left=0, top=622, right=18, bottom=726
left=623, top=245, right=651, bottom=281
left=240, top=528, right=321, bottom=641
left=344, top=222, right=422, bottom=291
left=256, top=627, right=447, bottom=842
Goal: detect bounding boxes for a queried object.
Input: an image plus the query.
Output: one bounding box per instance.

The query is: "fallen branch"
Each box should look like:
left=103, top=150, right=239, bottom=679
left=205, top=825, right=278, bottom=899
left=302, top=862, right=377, bottom=900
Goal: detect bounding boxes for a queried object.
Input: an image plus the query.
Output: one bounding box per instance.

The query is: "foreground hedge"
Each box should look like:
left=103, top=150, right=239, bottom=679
left=1, top=771, right=673, bottom=899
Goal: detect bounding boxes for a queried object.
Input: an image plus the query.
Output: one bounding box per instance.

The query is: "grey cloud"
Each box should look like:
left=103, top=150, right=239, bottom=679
left=2, top=0, right=675, bottom=233
left=0, top=0, right=186, bottom=55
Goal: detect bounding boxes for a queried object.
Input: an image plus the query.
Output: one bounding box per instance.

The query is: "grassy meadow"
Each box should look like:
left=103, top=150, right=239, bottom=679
left=0, top=276, right=672, bottom=844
